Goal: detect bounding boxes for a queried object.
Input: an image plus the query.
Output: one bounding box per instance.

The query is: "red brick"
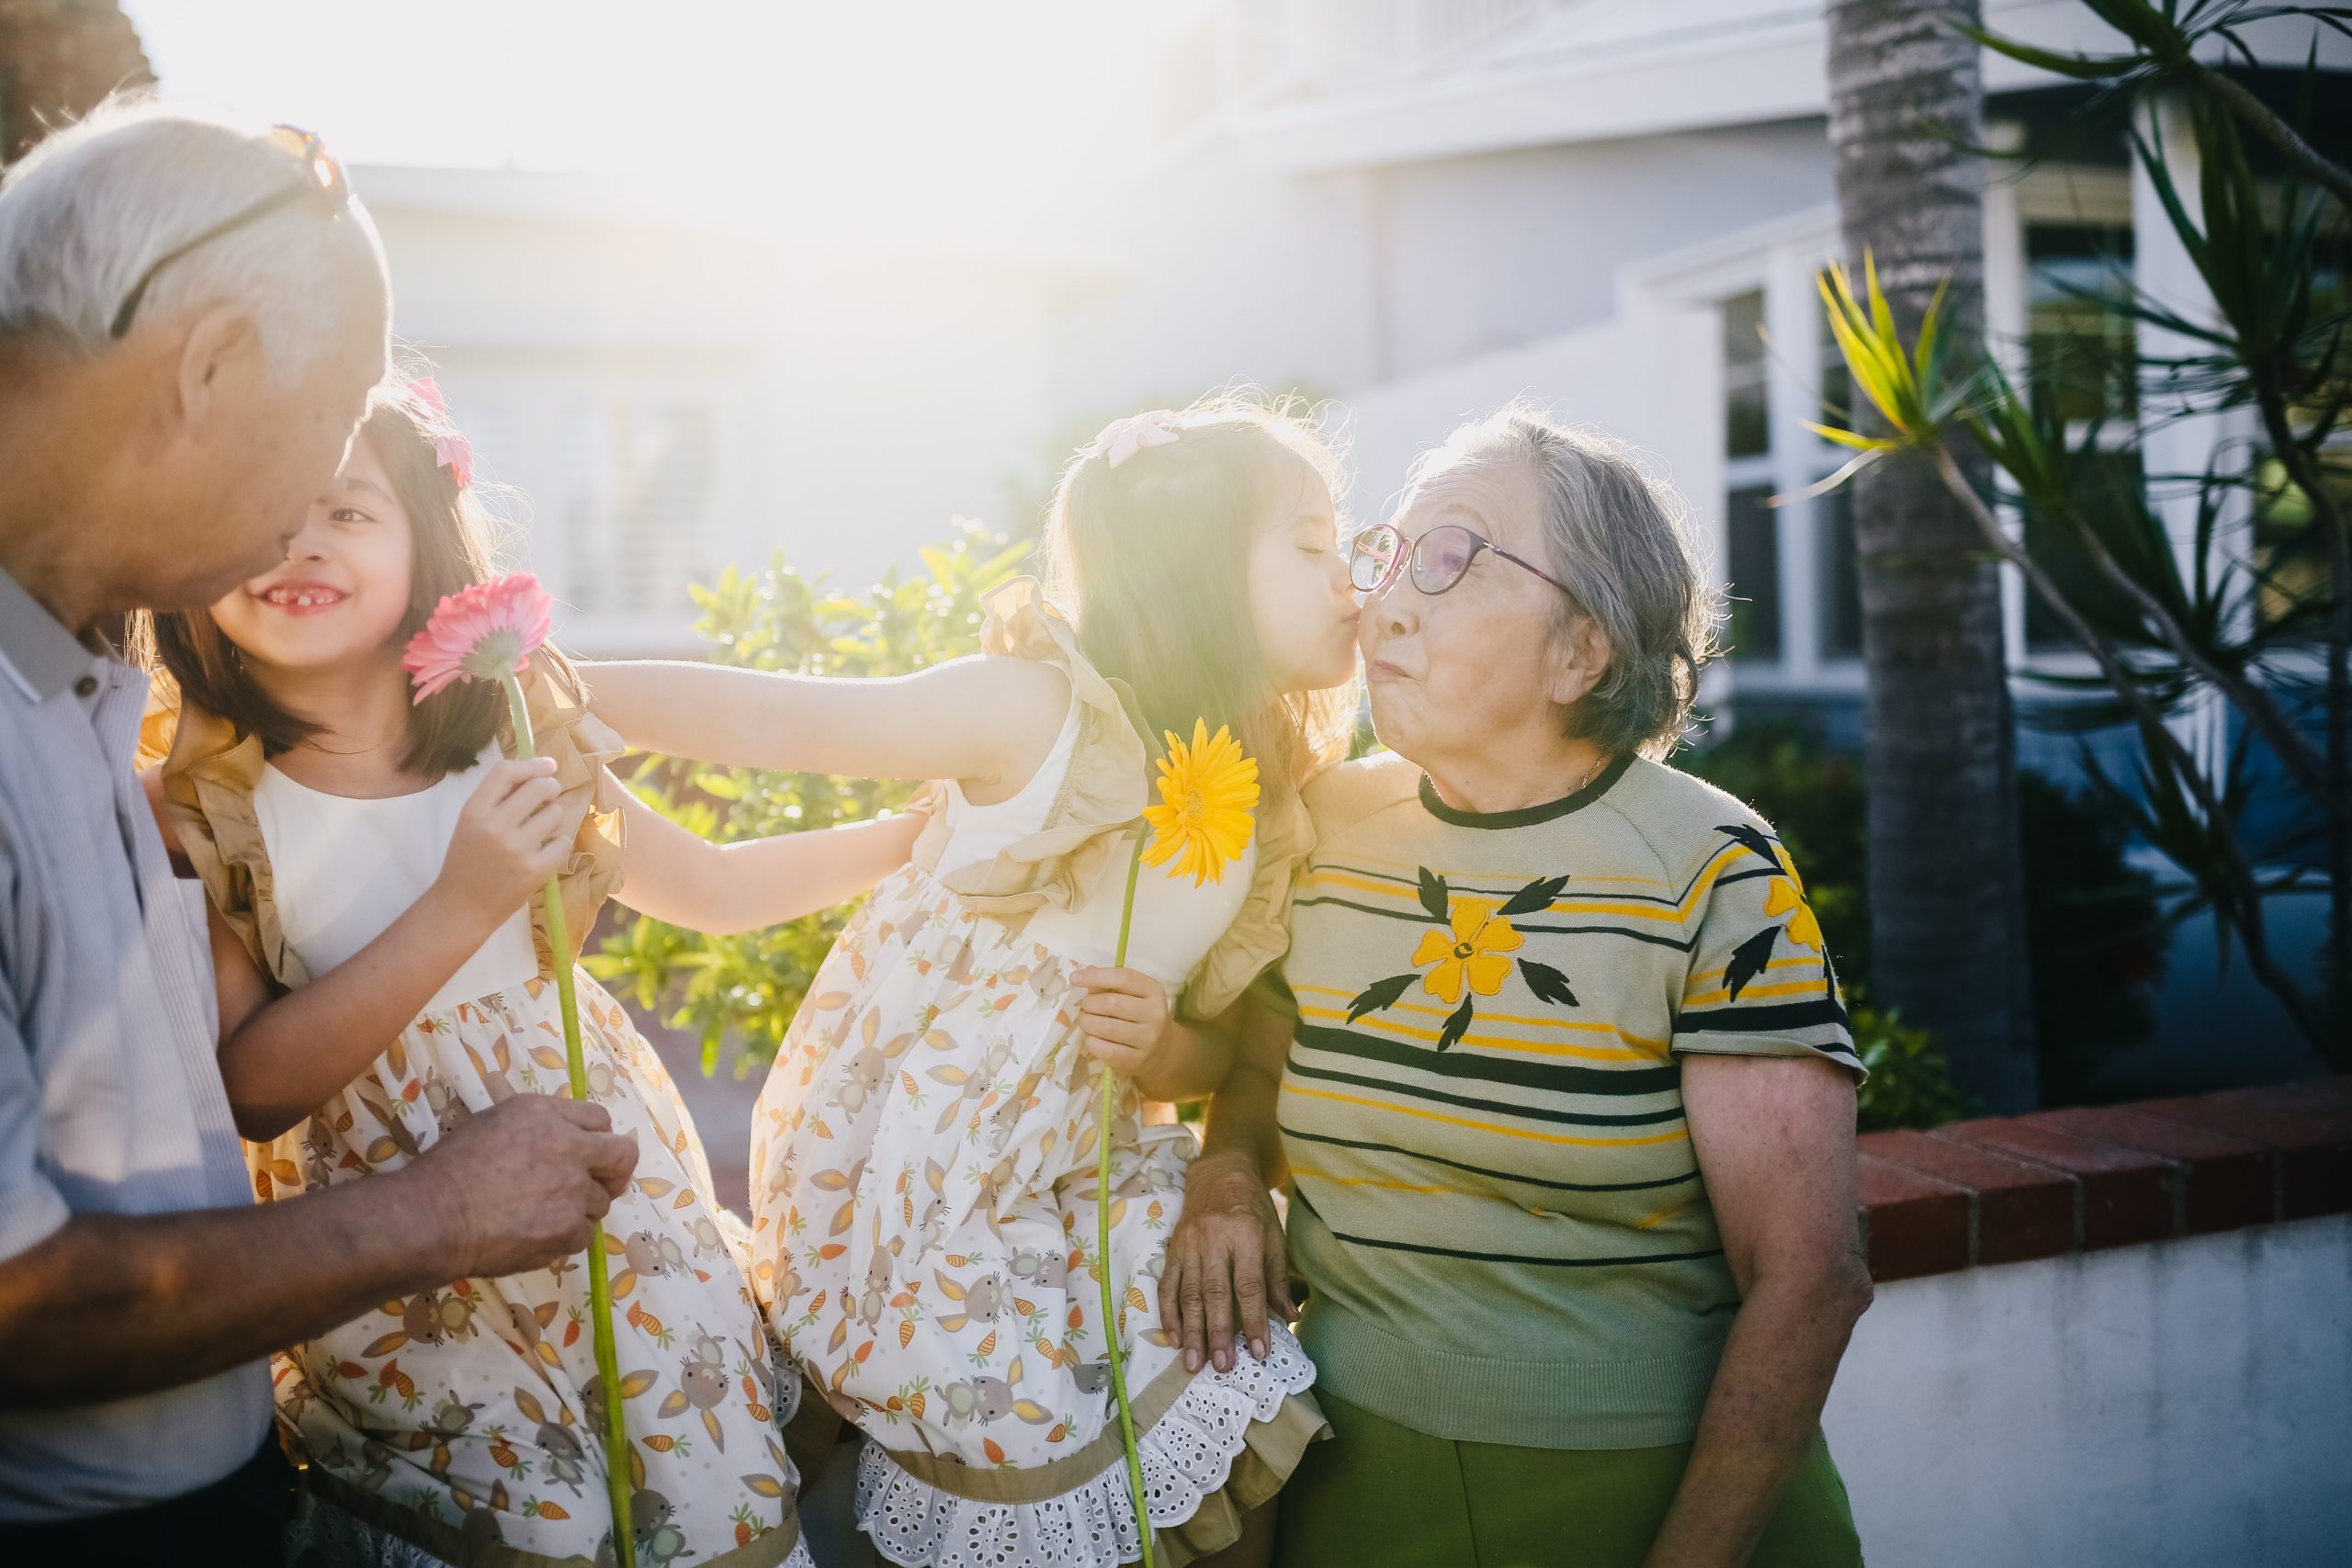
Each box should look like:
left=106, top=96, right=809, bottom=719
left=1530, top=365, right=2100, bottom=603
left=1861, top=1128, right=2078, bottom=1263
left=2208, top=1076, right=2352, bottom=1120
left=2027, top=1106, right=2275, bottom=1234
left=1856, top=1152, right=1970, bottom=1280
left=1936, top=1118, right=2174, bottom=1249
left=2131, top=1091, right=2352, bottom=1221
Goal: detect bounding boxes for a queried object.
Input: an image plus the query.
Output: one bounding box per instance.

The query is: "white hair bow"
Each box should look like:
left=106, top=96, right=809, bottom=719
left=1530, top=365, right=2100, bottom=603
left=1094, top=409, right=1181, bottom=469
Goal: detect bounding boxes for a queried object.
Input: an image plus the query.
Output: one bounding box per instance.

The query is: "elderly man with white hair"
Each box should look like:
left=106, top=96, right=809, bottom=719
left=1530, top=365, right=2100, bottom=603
left=0, top=103, right=639, bottom=1564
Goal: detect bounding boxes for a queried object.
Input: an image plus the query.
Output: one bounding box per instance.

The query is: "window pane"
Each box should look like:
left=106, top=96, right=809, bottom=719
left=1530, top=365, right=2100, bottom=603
left=1819, top=297, right=1851, bottom=430
left=1724, top=484, right=1782, bottom=662
left=2253, top=451, right=2346, bottom=635
left=1818, top=485, right=1864, bottom=659
left=1724, top=289, right=1769, bottom=458
left=2026, top=222, right=2137, bottom=426
left=2022, top=448, right=2149, bottom=649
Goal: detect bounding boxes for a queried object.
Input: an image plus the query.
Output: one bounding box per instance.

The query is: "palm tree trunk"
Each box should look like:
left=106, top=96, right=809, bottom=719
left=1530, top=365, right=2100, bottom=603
left=1826, top=0, right=2037, bottom=1111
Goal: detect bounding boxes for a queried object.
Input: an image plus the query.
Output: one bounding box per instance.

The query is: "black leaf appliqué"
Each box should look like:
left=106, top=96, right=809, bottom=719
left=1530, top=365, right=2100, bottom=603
left=1498, top=874, right=1572, bottom=919
left=1416, top=866, right=1451, bottom=921
left=1347, top=973, right=1419, bottom=1023
left=1520, top=960, right=1580, bottom=1009
left=1725, top=927, right=1779, bottom=1001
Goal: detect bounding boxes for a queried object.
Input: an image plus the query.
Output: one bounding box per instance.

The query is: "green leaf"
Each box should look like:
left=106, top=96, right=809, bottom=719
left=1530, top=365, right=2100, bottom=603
left=1520, top=961, right=1580, bottom=1010
left=1954, top=24, right=2142, bottom=79
left=1416, top=866, right=1451, bottom=922
left=1802, top=421, right=1894, bottom=453
left=1346, top=973, right=1419, bottom=1023
left=1498, top=874, right=1571, bottom=918
left=1436, top=996, right=1475, bottom=1052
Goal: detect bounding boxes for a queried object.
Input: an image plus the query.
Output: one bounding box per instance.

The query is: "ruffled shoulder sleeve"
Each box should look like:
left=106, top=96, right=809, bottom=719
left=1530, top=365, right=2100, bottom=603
left=924, top=577, right=1150, bottom=917
left=1178, top=775, right=1315, bottom=1023
left=154, top=653, right=625, bottom=988
left=517, top=653, right=628, bottom=967
left=155, top=691, right=309, bottom=988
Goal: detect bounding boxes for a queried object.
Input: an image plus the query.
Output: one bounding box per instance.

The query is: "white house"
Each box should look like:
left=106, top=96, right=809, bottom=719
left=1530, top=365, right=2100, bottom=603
left=1044, top=0, right=2349, bottom=750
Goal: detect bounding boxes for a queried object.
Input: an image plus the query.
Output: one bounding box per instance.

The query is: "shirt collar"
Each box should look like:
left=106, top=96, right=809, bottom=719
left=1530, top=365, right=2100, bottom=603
left=0, top=562, right=112, bottom=702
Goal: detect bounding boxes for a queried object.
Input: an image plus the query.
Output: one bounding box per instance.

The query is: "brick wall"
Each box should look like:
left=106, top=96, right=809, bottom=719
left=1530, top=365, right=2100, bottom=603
left=1855, top=1075, right=2352, bottom=1280
left=0, top=0, right=153, bottom=165
left=1827, top=1075, right=2352, bottom=1566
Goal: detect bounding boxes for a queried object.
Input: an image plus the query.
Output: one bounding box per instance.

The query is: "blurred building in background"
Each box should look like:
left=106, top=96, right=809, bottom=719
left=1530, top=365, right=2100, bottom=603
left=359, top=165, right=1102, bottom=654
left=1055, top=0, right=2348, bottom=749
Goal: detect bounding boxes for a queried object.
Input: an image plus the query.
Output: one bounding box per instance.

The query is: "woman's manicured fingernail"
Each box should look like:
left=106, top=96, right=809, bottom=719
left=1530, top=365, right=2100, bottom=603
left=1185, top=1349, right=1203, bottom=1372
left=1251, top=1337, right=1267, bottom=1360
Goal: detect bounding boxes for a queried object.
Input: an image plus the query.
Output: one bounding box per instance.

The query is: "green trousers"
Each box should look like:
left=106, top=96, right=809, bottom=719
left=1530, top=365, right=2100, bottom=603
left=1273, top=1391, right=1860, bottom=1568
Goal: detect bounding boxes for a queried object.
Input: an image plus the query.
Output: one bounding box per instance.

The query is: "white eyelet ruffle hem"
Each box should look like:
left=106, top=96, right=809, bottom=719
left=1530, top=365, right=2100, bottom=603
left=852, top=1320, right=1316, bottom=1568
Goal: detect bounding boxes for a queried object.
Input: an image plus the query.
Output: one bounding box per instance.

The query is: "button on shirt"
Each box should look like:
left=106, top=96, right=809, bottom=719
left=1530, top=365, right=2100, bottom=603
left=0, top=566, right=267, bottom=1520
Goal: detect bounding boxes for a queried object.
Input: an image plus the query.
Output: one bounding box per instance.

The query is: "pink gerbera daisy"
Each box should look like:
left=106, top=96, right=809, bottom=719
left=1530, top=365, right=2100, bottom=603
left=401, top=571, right=552, bottom=703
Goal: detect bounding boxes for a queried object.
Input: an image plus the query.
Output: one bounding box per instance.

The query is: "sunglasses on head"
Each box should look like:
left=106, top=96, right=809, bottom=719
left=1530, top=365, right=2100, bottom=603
left=1347, top=520, right=1576, bottom=600
left=108, top=125, right=350, bottom=341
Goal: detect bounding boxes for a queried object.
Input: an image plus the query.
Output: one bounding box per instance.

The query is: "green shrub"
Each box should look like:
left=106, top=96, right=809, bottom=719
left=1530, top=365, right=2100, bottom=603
left=1680, top=719, right=2165, bottom=1122
left=583, top=521, right=1029, bottom=1076
left=1849, top=1003, right=1968, bottom=1133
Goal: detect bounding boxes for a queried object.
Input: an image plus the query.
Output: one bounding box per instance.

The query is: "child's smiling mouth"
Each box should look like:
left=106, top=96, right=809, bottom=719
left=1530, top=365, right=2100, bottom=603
left=255, top=581, right=350, bottom=615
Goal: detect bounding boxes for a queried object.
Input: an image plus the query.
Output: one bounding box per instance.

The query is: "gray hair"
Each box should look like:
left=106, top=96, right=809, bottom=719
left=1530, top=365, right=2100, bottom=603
left=0, top=98, right=388, bottom=377
left=1414, top=403, right=1719, bottom=759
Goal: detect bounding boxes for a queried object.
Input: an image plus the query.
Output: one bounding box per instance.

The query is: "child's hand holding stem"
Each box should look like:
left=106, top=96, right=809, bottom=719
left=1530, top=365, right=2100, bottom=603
left=427, top=756, right=581, bottom=937
left=1072, top=966, right=1237, bottom=1103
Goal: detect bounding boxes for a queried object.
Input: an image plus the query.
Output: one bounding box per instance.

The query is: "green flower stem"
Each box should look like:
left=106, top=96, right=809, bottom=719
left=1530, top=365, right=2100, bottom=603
left=501, top=673, right=634, bottom=1568
left=1098, top=829, right=1153, bottom=1568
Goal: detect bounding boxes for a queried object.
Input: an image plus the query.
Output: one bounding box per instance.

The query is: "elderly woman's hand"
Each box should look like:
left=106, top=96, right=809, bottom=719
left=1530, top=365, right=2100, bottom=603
left=1159, top=1147, right=1293, bottom=1374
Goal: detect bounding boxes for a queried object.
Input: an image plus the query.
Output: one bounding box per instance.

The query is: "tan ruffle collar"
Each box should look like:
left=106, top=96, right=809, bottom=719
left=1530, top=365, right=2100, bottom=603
left=922, top=578, right=1317, bottom=1021
left=153, top=654, right=626, bottom=988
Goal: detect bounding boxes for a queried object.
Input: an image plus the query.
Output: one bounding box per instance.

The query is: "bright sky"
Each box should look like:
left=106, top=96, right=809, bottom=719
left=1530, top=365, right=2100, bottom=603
left=125, top=0, right=1150, bottom=236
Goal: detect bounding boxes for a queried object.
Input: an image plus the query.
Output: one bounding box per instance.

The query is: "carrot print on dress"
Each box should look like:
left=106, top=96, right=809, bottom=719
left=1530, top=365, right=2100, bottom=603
left=160, top=660, right=815, bottom=1568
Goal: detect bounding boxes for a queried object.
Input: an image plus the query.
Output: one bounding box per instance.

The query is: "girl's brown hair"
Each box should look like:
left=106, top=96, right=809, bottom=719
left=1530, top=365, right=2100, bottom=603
left=1042, top=389, right=1355, bottom=794
left=130, top=380, right=570, bottom=777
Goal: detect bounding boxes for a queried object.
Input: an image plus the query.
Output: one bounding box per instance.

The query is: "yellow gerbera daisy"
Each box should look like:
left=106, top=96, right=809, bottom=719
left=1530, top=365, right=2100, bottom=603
left=1411, top=897, right=1525, bottom=1004
left=1140, top=720, right=1261, bottom=886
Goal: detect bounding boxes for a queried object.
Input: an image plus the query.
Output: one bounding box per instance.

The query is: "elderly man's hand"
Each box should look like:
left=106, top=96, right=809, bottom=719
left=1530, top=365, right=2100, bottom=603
left=1159, top=1148, right=1292, bottom=1374
left=399, top=1094, right=639, bottom=1279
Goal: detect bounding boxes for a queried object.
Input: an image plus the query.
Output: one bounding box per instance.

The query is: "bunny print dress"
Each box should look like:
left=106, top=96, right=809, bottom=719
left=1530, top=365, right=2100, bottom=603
left=158, top=660, right=811, bottom=1568
left=747, top=581, right=1327, bottom=1568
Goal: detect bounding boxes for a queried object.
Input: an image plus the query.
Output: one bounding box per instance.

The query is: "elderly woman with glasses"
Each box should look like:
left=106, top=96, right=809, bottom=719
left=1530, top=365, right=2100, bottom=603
left=1158, top=405, right=1872, bottom=1568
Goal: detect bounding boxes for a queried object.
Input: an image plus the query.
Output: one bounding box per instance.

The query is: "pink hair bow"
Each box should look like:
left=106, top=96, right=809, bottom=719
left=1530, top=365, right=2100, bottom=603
left=407, top=378, right=475, bottom=491
left=1094, top=409, right=1180, bottom=470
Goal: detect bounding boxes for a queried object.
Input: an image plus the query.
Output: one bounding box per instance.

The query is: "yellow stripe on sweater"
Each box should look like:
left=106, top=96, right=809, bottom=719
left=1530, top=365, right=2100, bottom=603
left=1283, top=1083, right=1692, bottom=1149
left=1305, top=843, right=1752, bottom=924
left=1295, top=1002, right=1667, bottom=1062
left=1679, top=978, right=1826, bottom=1008
left=1293, top=985, right=1671, bottom=1055
left=1303, top=869, right=1692, bottom=924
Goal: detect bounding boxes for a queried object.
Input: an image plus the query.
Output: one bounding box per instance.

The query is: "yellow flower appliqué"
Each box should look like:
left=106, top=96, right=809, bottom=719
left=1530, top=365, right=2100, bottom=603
left=1141, top=720, right=1260, bottom=886
left=1762, top=851, right=1823, bottom=952
left=1410, top=897, right=1525, bottom=1004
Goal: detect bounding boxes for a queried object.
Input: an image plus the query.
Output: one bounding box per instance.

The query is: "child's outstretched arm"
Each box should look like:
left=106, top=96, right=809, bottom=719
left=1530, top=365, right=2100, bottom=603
left=579, top=656, right=1070, bottom=800
left=610, top=781, right=926, bottom=936
left=187, top=758, right=585, bottom=1141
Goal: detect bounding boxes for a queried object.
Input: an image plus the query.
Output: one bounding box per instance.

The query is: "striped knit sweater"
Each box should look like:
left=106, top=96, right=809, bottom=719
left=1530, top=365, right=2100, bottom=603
left=1265, top=750, right=1861, bottom=1450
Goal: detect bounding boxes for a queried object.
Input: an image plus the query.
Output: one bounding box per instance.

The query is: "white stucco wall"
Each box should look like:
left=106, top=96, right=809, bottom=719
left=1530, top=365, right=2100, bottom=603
left=1823, top=1214, right=2352, bottom=1567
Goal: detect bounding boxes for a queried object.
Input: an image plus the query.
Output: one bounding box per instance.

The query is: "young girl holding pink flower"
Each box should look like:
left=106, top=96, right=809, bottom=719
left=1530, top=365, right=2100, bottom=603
left=134, top=380, right=916, bottom=1568
left=580, top=396, right=1363, bottom=1568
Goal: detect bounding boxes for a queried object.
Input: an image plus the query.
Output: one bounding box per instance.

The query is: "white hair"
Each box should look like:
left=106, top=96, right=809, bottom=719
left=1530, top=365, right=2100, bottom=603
left=1414, top=403, right=1719, bottom=760
left=0, top=97, right=388, bottom=377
